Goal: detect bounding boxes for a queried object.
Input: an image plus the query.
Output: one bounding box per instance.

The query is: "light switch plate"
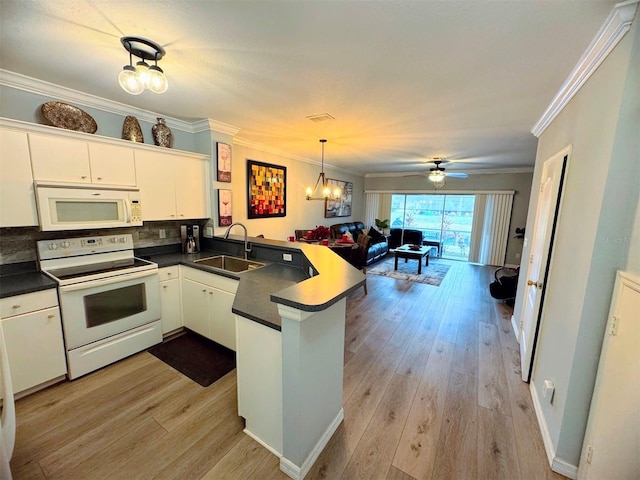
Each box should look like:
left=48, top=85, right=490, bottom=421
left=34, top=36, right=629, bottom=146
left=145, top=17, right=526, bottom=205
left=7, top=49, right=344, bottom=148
left=543, top=380, right=555, bottom=403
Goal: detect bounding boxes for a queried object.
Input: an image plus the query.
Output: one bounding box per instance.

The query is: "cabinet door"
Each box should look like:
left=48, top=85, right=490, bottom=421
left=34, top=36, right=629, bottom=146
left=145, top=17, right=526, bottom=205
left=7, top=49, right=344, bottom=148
left=2, top=307, right=66, bottom=394
left=174, top=155, right=209, bottom=220
left=180, top=278, right=210, bottom=338
left=160, top=278, right=182, bottom=335
left=209, top=287, right=236, bottom=351
left=29, top=133, right=91, bottom=183
left=135, top=149, right=177, bottom=220
left=88, top=143, right=136, bottom=186
left=0, top=128, right=38, bottom=227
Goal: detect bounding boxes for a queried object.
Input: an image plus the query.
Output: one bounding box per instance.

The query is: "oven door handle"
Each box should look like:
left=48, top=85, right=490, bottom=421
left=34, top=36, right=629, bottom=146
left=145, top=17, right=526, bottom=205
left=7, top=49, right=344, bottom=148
left=59, top=270, right=158, bottom=292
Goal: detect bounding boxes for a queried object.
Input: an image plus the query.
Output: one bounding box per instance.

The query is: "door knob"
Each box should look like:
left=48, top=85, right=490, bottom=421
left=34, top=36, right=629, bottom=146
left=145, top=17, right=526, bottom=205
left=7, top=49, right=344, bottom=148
left=527, top=280, right=543, bottom=289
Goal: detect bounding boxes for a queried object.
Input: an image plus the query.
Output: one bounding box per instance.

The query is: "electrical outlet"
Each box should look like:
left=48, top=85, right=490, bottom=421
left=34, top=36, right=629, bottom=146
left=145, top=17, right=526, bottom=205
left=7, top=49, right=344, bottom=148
left=204, top=226, right=213, bottom=238
left=283, top=253, right=292, bottom=262
left=159, top=229, right=166, bottom=239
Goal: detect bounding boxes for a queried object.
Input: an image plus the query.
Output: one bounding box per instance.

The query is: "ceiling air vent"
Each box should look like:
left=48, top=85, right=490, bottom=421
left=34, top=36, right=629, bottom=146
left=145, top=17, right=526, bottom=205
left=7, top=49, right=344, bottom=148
left=306, top=113, right=335, bottom=123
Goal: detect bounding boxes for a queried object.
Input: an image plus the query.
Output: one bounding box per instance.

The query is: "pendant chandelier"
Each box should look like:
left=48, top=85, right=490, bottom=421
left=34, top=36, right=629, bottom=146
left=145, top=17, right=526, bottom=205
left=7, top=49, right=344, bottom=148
left=118, top=36, right=168, bottom=95
left=305, top=139, right=341, bottom=201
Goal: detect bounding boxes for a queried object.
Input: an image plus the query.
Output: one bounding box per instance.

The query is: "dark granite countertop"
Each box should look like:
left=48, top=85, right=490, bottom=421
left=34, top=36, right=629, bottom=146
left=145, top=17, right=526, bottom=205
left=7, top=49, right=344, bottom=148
left=0, top=262, right=57, bottom=299
left=140, top=237, right=365, bottom=331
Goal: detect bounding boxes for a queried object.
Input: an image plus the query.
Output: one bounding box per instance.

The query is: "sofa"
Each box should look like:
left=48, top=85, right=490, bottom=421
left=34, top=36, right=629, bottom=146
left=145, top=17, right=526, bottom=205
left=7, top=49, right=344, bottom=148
left=389, top=228, right=424, bottom=249
left=329, top=221, right=389, bottom=265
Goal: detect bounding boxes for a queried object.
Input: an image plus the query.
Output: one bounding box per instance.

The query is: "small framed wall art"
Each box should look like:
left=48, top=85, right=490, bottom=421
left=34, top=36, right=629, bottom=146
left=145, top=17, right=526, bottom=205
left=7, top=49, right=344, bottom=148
left=216, top=142, right=232, bottom=182
left=325, top=178, right=353, bottom=218
left=218, top=189, right=233, bottom=226
left=247, top=160, right=286, bottom=218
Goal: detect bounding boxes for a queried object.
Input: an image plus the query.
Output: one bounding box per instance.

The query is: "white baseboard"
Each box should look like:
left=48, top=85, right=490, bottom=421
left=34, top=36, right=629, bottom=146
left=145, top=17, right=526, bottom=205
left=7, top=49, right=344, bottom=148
left=552, top=457, right=579, bottom=479
left=529, top=383, right=578, bottom=479
left=280, top=408, right=344, bottom=480
left=243, top=428, right=282, bottom=457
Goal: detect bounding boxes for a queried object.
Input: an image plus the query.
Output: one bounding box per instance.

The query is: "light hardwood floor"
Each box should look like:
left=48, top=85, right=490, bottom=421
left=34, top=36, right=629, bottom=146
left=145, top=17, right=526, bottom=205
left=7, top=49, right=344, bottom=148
left=10, top=260, right=567, bottom=480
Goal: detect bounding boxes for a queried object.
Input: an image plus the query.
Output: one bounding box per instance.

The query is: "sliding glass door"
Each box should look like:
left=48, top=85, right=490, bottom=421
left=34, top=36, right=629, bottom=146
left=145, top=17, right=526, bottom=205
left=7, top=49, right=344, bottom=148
left=390, top=194, right=476, bottom=261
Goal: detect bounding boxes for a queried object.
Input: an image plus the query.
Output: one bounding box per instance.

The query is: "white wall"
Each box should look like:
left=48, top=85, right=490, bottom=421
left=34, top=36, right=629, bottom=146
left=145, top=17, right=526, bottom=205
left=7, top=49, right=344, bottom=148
left=211, top=141, right=365, bottom=240
left=513, top=15, right=639, bottom=471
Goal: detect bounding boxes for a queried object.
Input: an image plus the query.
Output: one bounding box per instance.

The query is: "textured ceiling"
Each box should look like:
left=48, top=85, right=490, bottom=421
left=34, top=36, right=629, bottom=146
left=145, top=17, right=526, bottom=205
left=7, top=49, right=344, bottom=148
left=0, top=0, right=616, bottom=175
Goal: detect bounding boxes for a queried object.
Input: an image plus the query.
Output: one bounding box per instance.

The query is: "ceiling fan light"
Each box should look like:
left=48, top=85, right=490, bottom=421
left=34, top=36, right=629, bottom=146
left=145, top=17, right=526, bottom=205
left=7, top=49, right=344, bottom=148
left=118, top=65, right=144, bottom=95
left=429, top=171, right=445, bottom=183
left=147, top=65, right=168, bottom=93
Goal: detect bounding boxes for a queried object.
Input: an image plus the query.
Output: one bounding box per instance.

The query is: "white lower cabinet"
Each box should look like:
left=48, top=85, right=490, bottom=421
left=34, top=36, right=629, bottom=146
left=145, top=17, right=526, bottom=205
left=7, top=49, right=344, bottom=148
left=180, top=266, right=239, bottom=351
left=159, top=266, right=182, bottom=335
left=0, top=289, right=66, bottom=394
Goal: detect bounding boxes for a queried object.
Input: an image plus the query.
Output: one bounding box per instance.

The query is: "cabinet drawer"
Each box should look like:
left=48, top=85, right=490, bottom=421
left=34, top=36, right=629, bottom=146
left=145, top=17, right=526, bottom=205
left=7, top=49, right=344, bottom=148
left=0, top=289, right=58, bottom=318
left=158, top=266, right=180, bottom=282
left=180, top=266, right=239, bottom=293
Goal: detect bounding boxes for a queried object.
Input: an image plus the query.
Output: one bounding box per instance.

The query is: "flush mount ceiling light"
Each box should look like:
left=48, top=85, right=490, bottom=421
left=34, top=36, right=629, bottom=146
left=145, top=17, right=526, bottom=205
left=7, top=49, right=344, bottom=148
left=118, top=36, right=168, bottom=95
left=305, top=139, right=342, bottom=201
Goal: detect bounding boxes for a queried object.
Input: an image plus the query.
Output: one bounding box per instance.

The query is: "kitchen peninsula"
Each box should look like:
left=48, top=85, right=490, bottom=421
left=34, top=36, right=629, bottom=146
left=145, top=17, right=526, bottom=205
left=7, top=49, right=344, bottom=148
left=144, top=235, right=365, bottom=480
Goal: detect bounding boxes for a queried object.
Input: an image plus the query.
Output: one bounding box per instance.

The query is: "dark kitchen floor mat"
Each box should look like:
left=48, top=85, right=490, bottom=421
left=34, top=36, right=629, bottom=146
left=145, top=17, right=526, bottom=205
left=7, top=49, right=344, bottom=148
left=147, top=330, right=235, bottom=387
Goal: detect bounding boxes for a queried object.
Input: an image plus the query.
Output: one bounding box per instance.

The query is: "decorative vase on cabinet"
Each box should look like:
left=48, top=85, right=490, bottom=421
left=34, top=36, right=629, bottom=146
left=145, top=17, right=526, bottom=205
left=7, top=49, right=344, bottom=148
left=122, top=115, right=144, bottom=143
left=152, top=117, right=172, bottom=148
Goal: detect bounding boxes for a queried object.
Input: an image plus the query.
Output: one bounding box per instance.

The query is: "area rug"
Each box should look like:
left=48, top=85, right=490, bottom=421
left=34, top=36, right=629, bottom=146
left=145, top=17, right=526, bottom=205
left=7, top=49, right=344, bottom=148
left=148, top=330, right=235, bottom=387
left=367, top=256, right=451, bottom=286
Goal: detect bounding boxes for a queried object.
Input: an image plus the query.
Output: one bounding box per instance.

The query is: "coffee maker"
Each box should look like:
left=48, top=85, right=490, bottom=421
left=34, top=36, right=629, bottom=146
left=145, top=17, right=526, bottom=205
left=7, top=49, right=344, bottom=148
left=180, top=225, right=201, bottom=254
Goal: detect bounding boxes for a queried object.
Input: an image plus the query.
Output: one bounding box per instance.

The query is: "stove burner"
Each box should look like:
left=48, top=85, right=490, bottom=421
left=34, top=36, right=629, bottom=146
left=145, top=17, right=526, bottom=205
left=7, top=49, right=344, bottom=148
left=46, top=257, right=153, bottom=281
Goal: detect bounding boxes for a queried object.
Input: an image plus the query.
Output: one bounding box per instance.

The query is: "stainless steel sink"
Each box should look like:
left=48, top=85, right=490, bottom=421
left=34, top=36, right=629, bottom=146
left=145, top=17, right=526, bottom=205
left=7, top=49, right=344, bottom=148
left=194, top=255, right=265, bottom=273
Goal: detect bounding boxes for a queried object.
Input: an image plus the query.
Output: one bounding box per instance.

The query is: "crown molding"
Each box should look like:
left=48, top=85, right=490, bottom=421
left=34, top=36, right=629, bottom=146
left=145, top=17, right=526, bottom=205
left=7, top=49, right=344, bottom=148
left=531, top=0, right=639, bottom=137
left=364, top=189, right=515, bottom=195
left=191, top=118, right=240, bottom=136
left=365, top=167, right=534, bottom=178
left=0, top=69, right=240, bottom=136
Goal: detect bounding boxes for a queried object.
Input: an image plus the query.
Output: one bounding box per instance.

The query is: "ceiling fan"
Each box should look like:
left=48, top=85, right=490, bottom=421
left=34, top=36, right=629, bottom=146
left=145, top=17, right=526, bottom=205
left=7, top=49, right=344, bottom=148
left=429, top=159, right=468, bottom=180
left=406, top=158, right=469, bottom=188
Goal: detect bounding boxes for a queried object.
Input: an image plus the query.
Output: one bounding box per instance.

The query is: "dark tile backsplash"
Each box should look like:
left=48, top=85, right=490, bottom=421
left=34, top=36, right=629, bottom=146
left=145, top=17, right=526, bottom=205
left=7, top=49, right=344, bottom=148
left=0, top=220, right=208, bottom=264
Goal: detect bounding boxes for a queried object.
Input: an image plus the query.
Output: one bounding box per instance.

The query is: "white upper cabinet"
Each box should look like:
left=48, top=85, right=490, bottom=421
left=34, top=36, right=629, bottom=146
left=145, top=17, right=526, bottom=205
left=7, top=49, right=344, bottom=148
left=87, top=143, right=136, bottom=186
left=0, top=127, right=39, bottom=227
left=29, top=133, right=91, bottom=183
left=135, top=149, right=209, bottom=221
left=29, top=133, right=136, bottom=186
left=175, top=155, right=209, bottom=220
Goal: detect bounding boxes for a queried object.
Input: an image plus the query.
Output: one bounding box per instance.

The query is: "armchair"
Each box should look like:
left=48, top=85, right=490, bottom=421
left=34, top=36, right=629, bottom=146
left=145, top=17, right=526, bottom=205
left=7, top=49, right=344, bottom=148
left=389, top=228, right=423, bottom=249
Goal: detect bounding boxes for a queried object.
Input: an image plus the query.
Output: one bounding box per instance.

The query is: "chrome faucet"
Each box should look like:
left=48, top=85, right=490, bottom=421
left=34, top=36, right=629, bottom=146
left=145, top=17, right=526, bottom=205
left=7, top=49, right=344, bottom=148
left=223, top=222, right=251, bottom=260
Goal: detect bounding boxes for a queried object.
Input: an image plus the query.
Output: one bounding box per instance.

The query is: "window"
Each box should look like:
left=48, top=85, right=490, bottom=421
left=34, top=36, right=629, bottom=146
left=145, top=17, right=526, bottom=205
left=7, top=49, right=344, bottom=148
left=390, top=194, right=476, bottom=261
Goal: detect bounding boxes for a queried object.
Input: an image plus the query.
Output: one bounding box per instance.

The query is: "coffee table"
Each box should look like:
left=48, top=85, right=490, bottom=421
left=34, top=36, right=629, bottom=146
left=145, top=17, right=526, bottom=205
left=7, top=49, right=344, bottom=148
left=393, top=244, right=431, bottom=274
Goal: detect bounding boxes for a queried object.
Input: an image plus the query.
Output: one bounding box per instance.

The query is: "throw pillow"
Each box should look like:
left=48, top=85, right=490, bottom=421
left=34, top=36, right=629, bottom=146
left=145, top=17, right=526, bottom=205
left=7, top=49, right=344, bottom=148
left=368, top=226, right=383, bottom=243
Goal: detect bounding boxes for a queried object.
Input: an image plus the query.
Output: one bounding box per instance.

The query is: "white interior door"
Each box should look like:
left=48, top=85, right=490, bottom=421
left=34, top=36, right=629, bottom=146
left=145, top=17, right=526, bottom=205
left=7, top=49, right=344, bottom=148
left=519, top=146, right=569, bottom=382
left=578, top=271, right=640, bottom=480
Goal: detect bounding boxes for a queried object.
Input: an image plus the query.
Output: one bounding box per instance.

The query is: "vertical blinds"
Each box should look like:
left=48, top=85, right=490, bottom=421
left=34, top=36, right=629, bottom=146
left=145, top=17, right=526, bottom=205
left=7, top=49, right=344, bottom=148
left=469, top=193, right=514, bottom=266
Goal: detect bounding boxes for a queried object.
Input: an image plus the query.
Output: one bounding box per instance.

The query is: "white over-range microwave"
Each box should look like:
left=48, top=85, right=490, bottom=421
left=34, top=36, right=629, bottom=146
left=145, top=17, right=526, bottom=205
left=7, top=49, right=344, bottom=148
left=34, top=182, right=143, bottom=231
